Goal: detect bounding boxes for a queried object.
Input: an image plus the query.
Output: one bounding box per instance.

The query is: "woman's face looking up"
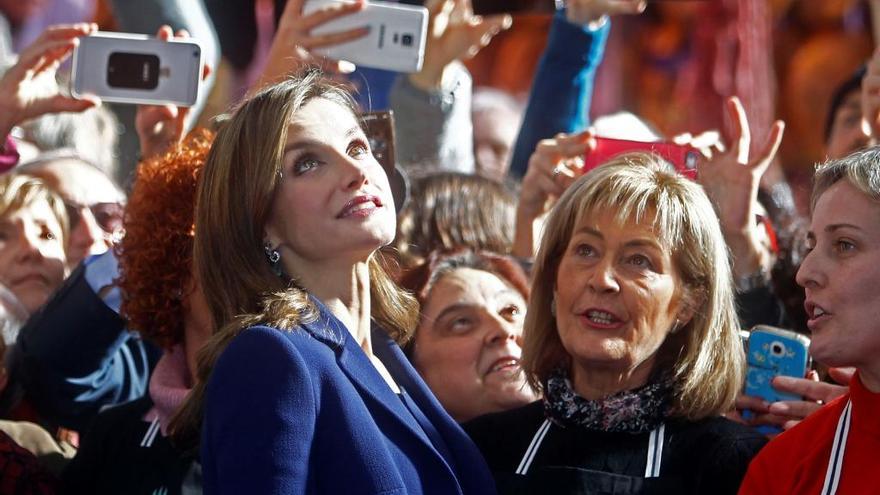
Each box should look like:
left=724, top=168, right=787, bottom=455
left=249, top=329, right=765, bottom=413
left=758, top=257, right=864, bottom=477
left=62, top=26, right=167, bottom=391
left=413, top=267, right=536, bottom=422
left=264, top=97, right=395, bottom=271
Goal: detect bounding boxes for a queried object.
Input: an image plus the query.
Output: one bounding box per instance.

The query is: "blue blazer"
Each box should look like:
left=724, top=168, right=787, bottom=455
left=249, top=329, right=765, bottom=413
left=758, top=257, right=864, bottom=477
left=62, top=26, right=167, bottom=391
left=201, top=297, right=497, bottom=494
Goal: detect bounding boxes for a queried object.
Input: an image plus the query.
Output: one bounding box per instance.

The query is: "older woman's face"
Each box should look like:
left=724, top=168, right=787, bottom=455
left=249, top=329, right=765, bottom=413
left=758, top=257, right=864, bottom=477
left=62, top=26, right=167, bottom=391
left=0, top=200, right=66, bottom=314
left=554, top=211, right=690, bottom=391
left=265, top=98, right=395, bottom=271
left=797, top=179, right=880, bottom=373
left=413, top=268, right=536, bottom=422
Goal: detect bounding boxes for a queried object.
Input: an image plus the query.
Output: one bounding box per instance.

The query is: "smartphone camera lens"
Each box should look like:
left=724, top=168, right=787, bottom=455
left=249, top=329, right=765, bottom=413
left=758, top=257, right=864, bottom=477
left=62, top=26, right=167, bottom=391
left=770, top=342, right=785, bottom=357
left=401, top=34, right=413, bottom=47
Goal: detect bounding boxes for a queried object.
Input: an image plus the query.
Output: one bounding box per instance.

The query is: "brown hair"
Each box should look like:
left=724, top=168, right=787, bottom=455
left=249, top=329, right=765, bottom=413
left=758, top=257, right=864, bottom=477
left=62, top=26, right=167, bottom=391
left=115, top=129, right=213, bottom=349
left=170, top=73, right=418, bottom=446
left=400, top=248, right=530, bottom=306
left=522, top=153, right=743, bottom=420
left=395, top=172, right=516, bottom=267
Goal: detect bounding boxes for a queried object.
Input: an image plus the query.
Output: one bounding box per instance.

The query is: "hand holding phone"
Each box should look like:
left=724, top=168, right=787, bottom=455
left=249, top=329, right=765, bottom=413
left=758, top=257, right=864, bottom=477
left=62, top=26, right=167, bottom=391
left=303, top=0, right=429, bottom=73
left=71, top=30, right=203, bottom=106
left=583, top=137, right=700, bottom=179
left=135, top=26, right=212, bottom=160
left=0, top=23, right=99, bottom=140
left=744, top=325, right=811, bottom=434
left=409, top=0, right=511, bottom=91
left=512, top=130, right=593, bottom=258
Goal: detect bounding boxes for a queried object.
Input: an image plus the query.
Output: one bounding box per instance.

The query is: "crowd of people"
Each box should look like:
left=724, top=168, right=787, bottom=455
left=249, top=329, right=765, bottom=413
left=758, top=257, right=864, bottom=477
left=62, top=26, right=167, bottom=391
left=0, top=0, right=878, bottom=494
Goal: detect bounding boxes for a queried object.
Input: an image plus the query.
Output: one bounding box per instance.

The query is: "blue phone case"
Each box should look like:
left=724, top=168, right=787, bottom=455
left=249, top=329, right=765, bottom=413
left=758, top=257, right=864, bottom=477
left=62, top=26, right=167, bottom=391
left=744, top=326, right=811, bottom=434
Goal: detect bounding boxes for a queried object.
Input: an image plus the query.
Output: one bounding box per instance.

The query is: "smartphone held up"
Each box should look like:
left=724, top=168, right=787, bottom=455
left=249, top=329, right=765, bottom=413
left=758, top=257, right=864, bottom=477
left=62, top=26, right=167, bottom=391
left=71, top=32, right=203, bottom=106
left=583, top=137, right=700, bottom=179
left=303, top=0, right=428, bottom=73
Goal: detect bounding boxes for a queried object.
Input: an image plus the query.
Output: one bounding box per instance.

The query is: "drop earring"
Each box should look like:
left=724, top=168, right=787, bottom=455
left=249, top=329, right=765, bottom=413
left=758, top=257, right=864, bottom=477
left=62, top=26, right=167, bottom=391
left=550, top=295, right=557, bottom=317
left=263, top=241, right=283, bottom=277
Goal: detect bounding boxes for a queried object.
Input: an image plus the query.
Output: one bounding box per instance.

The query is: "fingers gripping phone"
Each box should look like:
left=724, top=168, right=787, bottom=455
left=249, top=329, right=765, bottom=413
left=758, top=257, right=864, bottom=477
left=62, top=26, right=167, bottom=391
left=744, top=325, right=811, bottom=433
left=583, top=137, right=700, bottom=179
left=303, top=0, right=428, bottom=73
left=71, top=32, right=203, bottom=106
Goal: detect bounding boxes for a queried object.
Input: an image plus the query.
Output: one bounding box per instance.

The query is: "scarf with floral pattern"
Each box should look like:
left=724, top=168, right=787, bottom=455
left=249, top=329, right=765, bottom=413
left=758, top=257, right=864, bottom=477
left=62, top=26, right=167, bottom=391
left=543, top=367, right=672, bottom=433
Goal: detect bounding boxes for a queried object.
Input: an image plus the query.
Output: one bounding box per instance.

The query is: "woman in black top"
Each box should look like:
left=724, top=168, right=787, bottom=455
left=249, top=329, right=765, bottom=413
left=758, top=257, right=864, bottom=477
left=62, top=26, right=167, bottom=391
left=465, top=154, right=766, bottom=494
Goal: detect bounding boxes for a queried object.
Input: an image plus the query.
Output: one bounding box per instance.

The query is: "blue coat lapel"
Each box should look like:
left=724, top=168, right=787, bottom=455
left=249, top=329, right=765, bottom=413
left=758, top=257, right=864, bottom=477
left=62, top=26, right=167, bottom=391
left=299, top=297, right=457, bottom=478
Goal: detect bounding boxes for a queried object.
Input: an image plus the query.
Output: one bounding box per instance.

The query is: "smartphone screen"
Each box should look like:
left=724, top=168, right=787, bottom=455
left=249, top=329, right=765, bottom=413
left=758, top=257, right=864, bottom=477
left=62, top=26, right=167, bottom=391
left=584, top=137, right=699, bottom=179
left=472, top=0, right=555, bottom=16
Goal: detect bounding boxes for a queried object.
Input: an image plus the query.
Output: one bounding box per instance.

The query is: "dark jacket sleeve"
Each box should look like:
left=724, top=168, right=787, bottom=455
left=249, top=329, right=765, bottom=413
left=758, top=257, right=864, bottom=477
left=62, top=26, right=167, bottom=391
left=693, top=423, right=768, bottom=495
left=5, top=263, right=159, bottom=432
left=508, top=11, right=610, bottom=178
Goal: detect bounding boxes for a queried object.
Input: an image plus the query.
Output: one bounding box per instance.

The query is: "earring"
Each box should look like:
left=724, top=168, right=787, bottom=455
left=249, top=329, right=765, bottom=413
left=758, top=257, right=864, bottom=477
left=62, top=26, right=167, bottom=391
left=550, top=295, right=557, bottom=317
left=263, top=241, right=283, bottom=277
left=671, top=319, right=681, bottom=333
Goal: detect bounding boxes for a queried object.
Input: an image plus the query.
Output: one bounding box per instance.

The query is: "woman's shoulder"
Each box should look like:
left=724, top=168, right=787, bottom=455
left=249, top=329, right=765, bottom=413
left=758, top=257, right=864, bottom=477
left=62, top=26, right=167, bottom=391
left=669, top=415, right=767, bottom=456
left=462, top=401, right=546, bottom=471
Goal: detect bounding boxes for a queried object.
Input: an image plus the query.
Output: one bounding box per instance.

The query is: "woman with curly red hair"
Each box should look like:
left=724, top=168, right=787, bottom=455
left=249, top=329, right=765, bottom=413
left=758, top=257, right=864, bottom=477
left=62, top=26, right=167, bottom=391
left=62, top=129, right=213, bottom=493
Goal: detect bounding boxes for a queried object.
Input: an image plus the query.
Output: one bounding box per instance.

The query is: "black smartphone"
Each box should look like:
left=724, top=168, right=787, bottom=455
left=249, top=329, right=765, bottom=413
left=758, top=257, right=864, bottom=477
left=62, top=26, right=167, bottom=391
left=361, top=110, right=409, bottom=211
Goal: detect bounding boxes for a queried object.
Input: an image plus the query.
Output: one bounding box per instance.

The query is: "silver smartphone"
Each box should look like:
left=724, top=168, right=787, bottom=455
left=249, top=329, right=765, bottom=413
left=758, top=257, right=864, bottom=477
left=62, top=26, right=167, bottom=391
left=71, top=32, right=203, bottom=106
left=303, top=0, right=428, bottom=73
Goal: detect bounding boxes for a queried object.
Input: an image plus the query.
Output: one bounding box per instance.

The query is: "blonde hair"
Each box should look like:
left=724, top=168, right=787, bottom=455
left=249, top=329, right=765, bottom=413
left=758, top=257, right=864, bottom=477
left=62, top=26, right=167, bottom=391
left=0, top=173, right=68, bottom=246
left=170, top=73, right=419, bottom=446
left=811, top=146, right=880, bottom=210
left=521, top=153, right=743, bottom=420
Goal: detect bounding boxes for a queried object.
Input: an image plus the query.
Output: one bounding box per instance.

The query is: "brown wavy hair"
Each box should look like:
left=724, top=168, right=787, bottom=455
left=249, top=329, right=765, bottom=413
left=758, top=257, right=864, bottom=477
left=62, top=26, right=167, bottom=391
left=170, top=73, right=419, bottom=448
left=115, top=129, right=214, bottom=350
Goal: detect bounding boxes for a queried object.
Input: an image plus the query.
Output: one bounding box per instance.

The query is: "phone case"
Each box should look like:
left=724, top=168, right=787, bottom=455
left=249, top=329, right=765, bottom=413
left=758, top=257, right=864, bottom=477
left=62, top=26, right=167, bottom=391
left=583, top=137, right=700, bottom=179
left=303, top=0, right=428, bottom=73
left=743, top=326, right=810, bottom=434
left=745, top=326, right=811, bottom=403
left=71, top=32, right=202, bottom=106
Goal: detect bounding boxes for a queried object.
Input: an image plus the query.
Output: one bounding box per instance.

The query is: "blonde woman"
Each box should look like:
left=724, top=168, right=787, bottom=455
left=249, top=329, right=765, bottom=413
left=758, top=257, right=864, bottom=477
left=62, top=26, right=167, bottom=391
left=465, top=154, right=766, bottom=494
left=171, top=73, right=495, bottom=494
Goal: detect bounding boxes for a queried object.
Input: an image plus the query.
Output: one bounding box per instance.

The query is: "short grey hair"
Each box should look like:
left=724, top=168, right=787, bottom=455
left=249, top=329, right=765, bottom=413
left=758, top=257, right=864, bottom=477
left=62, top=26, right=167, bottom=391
left=812, top=146, right=880, bottom=210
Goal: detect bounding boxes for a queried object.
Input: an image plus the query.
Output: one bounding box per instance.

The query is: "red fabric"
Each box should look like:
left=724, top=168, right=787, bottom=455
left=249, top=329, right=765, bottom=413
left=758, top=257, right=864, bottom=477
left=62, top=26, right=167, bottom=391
left=0, top=431, right=56, bottom=495
left=739, top=373, right=880, bottom=494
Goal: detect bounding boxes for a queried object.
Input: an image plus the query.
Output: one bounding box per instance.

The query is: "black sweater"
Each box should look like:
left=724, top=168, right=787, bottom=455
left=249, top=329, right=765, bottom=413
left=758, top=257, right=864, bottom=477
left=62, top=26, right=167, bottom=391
left=464, top=401, right=767, bottom=495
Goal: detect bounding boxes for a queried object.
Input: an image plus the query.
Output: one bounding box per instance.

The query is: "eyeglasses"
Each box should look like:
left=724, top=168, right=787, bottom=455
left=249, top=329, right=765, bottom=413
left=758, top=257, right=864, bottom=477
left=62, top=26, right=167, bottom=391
left=63, top=201, right=124, bottom=235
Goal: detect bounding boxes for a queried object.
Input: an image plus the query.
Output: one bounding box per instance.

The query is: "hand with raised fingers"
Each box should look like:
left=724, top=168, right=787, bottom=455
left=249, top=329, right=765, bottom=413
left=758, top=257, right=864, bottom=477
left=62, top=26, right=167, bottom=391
left=696, top=96, right=784, bottom=277
left=255, top=0, right=370, bottom=90
left=409, top=0, right=511, bottom=91
left=135, top=26, right=212, bottom=160
left=513, top=130, right=594, bottom=258
left=565, top=0, right=646, bottom=27
left=862, top=46, right=880, bottom=141
left=0, top=23, right=100, bottom=140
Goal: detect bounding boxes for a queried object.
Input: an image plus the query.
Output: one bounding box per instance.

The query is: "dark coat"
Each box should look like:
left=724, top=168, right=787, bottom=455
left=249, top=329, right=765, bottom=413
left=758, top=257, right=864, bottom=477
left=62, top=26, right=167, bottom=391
left=465, top=401, right=766, bottom=495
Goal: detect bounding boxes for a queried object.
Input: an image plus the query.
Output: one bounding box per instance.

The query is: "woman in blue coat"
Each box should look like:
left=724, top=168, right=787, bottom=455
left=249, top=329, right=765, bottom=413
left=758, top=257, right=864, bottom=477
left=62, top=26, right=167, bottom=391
left=169, top=72, right=496, bottom=495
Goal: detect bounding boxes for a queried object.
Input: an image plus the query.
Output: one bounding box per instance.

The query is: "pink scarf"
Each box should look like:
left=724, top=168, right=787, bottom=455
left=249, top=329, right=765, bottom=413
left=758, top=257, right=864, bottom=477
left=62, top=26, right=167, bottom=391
left=144, top=345, right=192, bottom=436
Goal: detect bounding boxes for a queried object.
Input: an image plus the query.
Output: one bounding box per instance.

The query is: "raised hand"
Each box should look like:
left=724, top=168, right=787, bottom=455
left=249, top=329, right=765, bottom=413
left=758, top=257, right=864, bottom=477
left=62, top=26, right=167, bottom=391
left=862, top=46, right=880, bottom=141
left=409, top=0, right=511, bottom=91
left=696, top=96, right=784, bottom=277
left=513, top=130, right=594, bottom=258
left=135, top=26, right=212, bottom=160
left=254, top=0, right=370, bottom=90
left=0, top=23, right=100, bottom=140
